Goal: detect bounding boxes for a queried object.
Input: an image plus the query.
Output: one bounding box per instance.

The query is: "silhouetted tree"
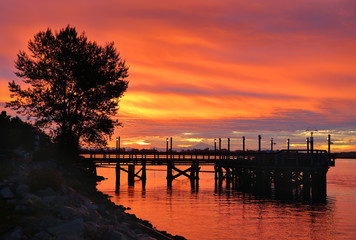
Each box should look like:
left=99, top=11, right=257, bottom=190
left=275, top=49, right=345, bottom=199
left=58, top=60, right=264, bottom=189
left=7, top=26, right=128, bottom=159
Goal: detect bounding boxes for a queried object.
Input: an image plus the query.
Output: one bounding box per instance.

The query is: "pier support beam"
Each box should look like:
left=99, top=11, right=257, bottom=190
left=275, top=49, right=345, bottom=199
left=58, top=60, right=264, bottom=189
left=214, top=166, right=224, bottom=187
left=311, top=169, right=327, bottom=200
left=115, top=162, right=120, bottom=192
left=274, top=170, right=293, bottom=199
left=253, top=170, right=271, bottom=195
left=167, top=163, right=173, bottom=187
left=225, top=167, right=232, bottom=189
left=303, top=171, right=310, bottom=200
left=128, top=165, right=135, bottom=186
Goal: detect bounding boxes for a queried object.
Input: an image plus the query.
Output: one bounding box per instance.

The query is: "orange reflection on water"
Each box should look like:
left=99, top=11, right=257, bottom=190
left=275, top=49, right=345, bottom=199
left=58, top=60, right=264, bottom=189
left=96, top=161, right=356, bottom=240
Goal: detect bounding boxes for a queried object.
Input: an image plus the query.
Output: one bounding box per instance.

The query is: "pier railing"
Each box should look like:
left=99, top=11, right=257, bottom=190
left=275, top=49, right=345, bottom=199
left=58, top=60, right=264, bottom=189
left=80, top=149, right=335, bottom=168
left=80, top=148, right=335, bottom=199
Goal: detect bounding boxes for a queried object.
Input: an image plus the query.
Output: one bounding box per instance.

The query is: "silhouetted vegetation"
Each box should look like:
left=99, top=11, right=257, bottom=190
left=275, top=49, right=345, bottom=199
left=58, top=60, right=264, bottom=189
left=0, top=111, right=50, bottom=157
left=6, top=26, right=128, bottom=161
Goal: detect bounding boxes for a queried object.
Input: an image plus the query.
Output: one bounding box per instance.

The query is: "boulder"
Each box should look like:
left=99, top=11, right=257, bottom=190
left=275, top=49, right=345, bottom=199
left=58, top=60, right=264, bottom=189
left=59, top=206, right=79, bottom=220
left=34, top=231, right=52, bottom=240
left=0, top=187, right=14, bottom=199
left=109, top=229, right=127, bottom=240
left=57, top=234, right=84, bottom=240
left=42, top=195, right=66, bottom=207
left=83, top=199, right=98, bottom=210
left=16, top=184, right=30, bottom=197
left=3, top=227, right=27, bottom=240
left=138, top=235, right=157, bottom=240
left=37, top=187, right=56, bottom=197
left=20, top=193, right=42, bottom=206
left=47, top=218, right=84, bottom=237
left=15, top=205, right=34, bottom=214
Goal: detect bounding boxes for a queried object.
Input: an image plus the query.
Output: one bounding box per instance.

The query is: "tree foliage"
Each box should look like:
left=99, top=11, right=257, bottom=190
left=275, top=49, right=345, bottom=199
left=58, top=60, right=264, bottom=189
left=7, top=26, right=129, bottom=153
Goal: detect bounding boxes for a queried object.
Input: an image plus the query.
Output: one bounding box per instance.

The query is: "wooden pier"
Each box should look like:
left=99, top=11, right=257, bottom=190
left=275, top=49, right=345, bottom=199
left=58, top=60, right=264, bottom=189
left=81, top=148, right=335, bottom=200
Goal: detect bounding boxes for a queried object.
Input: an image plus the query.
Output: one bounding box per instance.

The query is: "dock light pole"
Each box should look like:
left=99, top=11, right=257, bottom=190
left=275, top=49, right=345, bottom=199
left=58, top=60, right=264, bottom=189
left=243, top=136, right=246, bottom=152
left=166, top=138, right=169, bottom=153
left=219, top=138, right=221, bottom=151
left=116, top=137, right=120, bottom=158
left=310, top=132, right=314, bottom=153
left=270, top=138, right=275, bottom=152
left=258, top=135, right=261, bottom=152
left=170, top=137, right=173, bottom=160
left=214, top=139, right=217, bottom=160
left=327, top=134, right=331, bottom=153
left=287, top=138, right=290, bottom=151
left=170, top=137, right=173, bottom=152
left=228, top=138, right=230, bottom=152
left=306, top=137, right=310, bottom=153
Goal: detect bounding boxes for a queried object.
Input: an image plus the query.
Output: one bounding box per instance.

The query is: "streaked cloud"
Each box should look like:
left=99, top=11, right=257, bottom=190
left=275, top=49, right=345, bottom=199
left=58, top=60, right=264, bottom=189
left=0, top=0, right=355, bottom=150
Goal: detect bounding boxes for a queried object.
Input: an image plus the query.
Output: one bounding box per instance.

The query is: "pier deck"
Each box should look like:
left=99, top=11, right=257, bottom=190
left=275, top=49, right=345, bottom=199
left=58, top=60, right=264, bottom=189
left=81, top=149, right=335, bottom=200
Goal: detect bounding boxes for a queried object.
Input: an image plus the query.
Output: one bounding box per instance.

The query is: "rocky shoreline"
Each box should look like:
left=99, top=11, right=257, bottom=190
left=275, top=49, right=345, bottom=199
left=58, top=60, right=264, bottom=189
left=0, top=158, right=186, bottom=240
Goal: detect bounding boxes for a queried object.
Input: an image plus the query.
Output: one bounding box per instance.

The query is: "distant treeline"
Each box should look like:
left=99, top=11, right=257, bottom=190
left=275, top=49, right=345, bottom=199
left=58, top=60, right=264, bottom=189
left=335, top=152, right=356, bottom=159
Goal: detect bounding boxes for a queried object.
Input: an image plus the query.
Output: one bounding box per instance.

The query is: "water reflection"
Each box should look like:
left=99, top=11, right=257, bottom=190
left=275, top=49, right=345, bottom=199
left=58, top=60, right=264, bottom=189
left=97, top=161, right=356, bottom=240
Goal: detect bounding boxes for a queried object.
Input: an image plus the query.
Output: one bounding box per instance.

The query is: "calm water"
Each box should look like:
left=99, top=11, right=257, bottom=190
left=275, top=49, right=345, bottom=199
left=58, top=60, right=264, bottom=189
left=97, top=159, right=356, bottom=239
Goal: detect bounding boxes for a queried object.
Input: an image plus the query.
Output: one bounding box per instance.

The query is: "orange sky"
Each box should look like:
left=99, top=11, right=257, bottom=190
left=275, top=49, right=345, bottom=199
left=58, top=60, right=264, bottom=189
left=0, top=0, right=355, bottom=151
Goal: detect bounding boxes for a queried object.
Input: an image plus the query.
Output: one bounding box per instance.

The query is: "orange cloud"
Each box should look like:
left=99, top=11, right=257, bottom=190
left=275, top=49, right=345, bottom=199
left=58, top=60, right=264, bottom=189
left=1, top=0, right=356, bottom=150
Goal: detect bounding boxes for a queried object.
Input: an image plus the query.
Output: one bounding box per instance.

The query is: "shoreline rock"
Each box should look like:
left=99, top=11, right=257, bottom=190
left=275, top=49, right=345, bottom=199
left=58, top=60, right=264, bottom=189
left=0, top=158, right=186, bottom=240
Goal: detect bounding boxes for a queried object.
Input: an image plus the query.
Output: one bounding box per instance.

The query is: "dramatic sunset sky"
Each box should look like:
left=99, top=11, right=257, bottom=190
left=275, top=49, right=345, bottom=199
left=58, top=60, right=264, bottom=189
left=1, top=0, right=355, bottom=151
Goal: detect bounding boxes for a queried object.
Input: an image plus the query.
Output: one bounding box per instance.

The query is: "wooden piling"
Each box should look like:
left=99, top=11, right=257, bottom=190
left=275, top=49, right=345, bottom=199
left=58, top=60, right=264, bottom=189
left=167, top=163, right=173, bottom=187
left=83, top=145, right=334, bottom=199
left=225, top=167, right=231, bottom=189
left=128, top=165, right=135, bottom=186
left=115, top=162, right=120, bottom=192
left=303, top=171, right=310, bottom=200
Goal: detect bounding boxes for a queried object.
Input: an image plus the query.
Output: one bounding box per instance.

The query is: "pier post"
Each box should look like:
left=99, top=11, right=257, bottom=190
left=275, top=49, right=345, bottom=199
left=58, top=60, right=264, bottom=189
left=303, top=171, right=311, bottom=200
left=328, top=134, right=331, bottom=153
left=321, top=168, right=327, bottom=197
left=311, top=169, right=327, bottom=200
left=217, top=166, right=223, bottom=186
left=142, top=162, right=147, bottom=183
left=214, top=166, right=218, bottom=181
left=253, top=170, right=270, bottom=195
left=311, top=170, right=320, bottom=199
left=258, top=135, right=261, bottom=152
left=219, top=138, right=222, bottom=160
left=243, top=136, right=245, bottom=152
left=287, top=139, right=290, bottom=151
left=166, top=138, right=169, bottom=158
left=167, top=163, right=173, bottom=187
left=214, top=139, right=217, bottom=160
left=170, top=137, right=173, bottom=156
left=225, top=167, right=231, bottom=189
left=239, top=168, right=252, bottom=192
left=128, top=165, right=135, bottom=186
left=116, top=136, right=120, bottom=159
left=115, top=162, right=120, bottom=192
left=306, top=137, right=310, bottom=153
left=274, top=170, right=293, bottom=199
left=190, top=162, right=196, bottom=180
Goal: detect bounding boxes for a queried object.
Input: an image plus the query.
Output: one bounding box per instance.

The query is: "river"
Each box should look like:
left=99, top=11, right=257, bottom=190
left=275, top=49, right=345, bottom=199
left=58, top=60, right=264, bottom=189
left=96, top=159, right=356, bottom=239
